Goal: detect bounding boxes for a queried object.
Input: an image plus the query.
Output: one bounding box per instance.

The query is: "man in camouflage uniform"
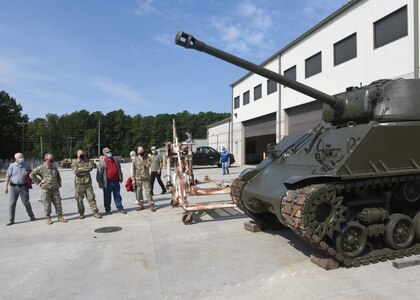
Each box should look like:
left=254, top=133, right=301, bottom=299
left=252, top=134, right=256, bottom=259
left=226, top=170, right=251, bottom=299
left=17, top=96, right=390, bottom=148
left=132, top=146, right=156, bottom=212
left=30, top=153, right=67, bottom=225
left=71, top=149, right=102, bottom=219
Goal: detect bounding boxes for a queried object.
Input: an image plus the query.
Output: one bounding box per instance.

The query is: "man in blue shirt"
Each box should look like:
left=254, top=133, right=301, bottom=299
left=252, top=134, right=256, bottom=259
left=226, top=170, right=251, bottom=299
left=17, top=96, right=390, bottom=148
left=220, top=147, right=230, bottom=175
left=4, top=153, right=36, bottom=226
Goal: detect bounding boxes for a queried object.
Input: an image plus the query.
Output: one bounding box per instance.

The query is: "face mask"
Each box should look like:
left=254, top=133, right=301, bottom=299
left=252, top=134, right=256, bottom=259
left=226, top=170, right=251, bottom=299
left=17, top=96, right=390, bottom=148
left=106, top=152, right=112, bottom=158
left=79, top=154, right=85, bottom=160
left=151, top=150, right=156, bottom=155
left=46, top=159, right=54, bottom=163
left=139, top=152, right=144, bottom=157
left=18, top=158, right=25, bottom=164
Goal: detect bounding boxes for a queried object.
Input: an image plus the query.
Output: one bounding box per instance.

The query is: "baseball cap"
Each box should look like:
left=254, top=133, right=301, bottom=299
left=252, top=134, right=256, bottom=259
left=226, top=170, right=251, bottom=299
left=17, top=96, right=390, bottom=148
left=102, top=147, right=111, bottom=154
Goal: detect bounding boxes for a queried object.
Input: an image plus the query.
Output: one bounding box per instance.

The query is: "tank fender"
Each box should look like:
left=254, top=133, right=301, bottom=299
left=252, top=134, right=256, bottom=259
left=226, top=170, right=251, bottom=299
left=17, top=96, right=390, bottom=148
left=283, top=174, right=339, bottom=186
left=239, top=167, right=262, bottom=181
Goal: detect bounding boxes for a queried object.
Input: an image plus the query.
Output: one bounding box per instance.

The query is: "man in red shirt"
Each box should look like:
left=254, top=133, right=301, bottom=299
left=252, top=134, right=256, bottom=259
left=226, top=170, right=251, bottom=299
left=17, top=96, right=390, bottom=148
left=96, top=147, right=126, bottom=215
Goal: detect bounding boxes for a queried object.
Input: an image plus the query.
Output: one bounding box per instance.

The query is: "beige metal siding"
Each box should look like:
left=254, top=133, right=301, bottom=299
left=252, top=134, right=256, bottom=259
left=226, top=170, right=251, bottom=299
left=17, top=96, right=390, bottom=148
left=287, top=101, right=323, bottom=135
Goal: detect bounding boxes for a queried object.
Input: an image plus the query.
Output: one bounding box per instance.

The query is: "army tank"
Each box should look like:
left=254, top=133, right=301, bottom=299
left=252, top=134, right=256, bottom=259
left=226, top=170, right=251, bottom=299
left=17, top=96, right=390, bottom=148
left=175, top=31, right=420, bottom=267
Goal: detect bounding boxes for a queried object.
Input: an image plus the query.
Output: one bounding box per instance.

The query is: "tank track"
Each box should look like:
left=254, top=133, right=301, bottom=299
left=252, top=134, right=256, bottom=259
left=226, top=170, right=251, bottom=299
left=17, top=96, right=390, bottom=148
left=230, top=176, right=245, bottom=208
left=281, top=176, right=420, bottom=267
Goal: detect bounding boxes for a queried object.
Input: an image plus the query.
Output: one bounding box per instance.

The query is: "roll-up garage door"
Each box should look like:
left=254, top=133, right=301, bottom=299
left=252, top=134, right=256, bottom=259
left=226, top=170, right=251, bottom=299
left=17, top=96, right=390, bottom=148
left=243, top=113, right=276, bottom=138
left=286, top=100, right=323, bottom=135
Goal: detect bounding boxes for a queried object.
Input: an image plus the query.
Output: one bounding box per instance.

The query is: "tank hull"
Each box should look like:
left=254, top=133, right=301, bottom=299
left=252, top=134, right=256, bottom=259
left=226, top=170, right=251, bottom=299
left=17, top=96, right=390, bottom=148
left=233, top=121, right=420, bottom=265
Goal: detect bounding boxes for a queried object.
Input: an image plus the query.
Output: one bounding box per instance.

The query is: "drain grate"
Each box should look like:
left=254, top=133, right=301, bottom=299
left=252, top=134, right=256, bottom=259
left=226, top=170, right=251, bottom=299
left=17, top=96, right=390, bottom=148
left=94, top=226, right=123, bottom=233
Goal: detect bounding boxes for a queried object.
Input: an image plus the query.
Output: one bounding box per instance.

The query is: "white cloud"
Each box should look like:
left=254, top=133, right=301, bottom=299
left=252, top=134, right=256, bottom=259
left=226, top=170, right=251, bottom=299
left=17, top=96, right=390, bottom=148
left=90, top=77, right=151, bottom=108
left=239, top=2, right=273, bottom=31
left=208, top=1, right=277, bottom=58
left=154, top=33, right=173, bottom=47
left=0, top=55, right=55, bottom=87
left=134, top=0, right=160, bottom=16
left=302, top=0, right=344, bottom=19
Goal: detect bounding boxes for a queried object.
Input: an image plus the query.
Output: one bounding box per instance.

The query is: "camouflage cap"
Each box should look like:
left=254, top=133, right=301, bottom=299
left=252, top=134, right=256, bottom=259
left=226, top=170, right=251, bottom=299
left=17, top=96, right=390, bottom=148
left=102, top=147, right=111, bottom=154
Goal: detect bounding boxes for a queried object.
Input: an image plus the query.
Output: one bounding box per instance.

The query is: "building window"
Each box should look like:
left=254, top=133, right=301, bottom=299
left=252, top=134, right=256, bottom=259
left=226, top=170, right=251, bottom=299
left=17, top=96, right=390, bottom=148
left=254, top=84, right=262, bottom=100
left=305, top=52, right=322, bottom=78
left=234, top=96, right=240, bottom=109
left=374, top=6, right=408, bottom=49
left=267, top=79, right=277, bottom=95
left=243, top=91, right=250, bottom=105
left=334, top=33, right=357, bottom=66
left=283, top=65, right=296, bottom=88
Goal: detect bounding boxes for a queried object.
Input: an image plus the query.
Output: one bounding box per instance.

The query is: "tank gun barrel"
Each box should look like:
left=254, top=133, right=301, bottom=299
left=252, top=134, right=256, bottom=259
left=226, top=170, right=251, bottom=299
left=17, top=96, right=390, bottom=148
left=175, top=31, right=339, bottom=109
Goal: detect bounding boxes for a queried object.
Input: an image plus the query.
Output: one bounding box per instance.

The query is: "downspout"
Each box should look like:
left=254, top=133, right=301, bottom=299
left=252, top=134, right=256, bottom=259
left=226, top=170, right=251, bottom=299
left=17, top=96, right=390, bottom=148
left=230, top=86, right=233, bottom=156
left=414, top=0, right=419, bottom=78
left=277, top=53, right=282, bottom=143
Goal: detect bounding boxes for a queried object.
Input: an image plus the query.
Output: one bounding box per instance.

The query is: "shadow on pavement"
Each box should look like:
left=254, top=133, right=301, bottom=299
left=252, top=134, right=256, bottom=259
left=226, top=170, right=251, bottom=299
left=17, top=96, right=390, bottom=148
left=255, top=227, right=314, bottom=259
left=187, top=208, right=248, bottom=224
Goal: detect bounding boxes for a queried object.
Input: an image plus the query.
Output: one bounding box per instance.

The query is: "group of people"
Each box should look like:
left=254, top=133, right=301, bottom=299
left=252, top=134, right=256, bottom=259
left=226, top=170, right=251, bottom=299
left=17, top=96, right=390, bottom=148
left=3, top=145, right=166, bottom=226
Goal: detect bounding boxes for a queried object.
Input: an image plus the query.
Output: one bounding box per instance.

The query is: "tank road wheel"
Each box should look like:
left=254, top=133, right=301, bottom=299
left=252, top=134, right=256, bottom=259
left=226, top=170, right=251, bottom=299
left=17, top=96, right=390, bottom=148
left=393, top=181, right=420, bottom=203
left=402, top=181, right=420, bottom=202
left=413, top=212, right=420, bottom=242
left=182, top=212, right=194, bottom=225
left=303, top=185, right=347, bottom=241
left=385, top=214, right=414, bottom=249
left=335, top=221, right=368, bottom=258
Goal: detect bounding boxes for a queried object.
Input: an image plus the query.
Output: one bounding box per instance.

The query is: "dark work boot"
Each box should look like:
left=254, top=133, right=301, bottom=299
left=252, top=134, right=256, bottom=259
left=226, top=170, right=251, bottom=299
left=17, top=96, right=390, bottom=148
left=6, top=220, right=14, bottom=226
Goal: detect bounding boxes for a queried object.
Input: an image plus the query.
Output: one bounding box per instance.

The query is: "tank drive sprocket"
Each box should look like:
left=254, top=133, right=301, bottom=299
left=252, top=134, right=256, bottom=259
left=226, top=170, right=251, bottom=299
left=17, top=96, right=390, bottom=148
left=281, top=184, right=347, bottom=243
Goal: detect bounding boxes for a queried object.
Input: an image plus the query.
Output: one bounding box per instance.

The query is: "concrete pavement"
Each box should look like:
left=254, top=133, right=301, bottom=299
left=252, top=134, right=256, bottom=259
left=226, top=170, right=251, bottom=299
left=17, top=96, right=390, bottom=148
left=1, top=163, right=420, bottom=299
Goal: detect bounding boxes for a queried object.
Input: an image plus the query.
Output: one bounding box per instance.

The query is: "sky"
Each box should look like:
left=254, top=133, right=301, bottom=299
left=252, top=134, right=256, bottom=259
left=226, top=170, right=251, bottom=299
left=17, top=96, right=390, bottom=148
left=0, top=0, right=349, bottom=120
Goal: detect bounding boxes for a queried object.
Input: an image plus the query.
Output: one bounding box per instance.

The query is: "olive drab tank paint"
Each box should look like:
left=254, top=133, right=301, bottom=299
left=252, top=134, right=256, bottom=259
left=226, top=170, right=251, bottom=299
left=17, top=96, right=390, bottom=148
left=176, top=31, right=420, bottom=266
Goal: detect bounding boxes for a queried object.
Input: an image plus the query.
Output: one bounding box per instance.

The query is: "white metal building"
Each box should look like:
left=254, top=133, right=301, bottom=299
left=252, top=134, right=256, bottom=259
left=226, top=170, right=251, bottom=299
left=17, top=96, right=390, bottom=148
left=228, top=0, right=419, bottom=165
left=207, top=118, right=231, bottom=152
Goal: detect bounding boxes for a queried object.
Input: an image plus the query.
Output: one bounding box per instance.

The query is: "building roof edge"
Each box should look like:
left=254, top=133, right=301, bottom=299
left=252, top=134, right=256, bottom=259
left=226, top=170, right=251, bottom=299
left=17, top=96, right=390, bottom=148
left=207, top=117, right=232, bottom=129
left=230, top=0, right=361, bottom=87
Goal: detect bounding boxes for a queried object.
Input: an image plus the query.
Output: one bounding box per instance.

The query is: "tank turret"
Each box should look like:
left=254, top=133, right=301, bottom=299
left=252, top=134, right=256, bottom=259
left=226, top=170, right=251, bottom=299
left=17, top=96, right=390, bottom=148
left=175, top=31, right=420, bottom=126
left=176, top=31, right=420, bottom=267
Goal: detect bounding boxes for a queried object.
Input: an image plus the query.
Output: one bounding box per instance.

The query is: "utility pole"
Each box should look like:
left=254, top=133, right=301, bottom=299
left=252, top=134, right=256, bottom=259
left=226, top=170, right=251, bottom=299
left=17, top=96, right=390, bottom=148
left=17, top=122, right=29, bottom=153
left=40, top=136, right=43, bottom=161
left=97, top=119, right=101, bottom=156
left=68, top=136, right=75, bottom=158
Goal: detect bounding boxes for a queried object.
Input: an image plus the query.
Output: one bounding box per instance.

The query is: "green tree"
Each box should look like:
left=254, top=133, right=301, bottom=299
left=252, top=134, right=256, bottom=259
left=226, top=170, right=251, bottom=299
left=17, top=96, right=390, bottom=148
left=5, top=105, right=230, bottom=160
left=0, top=91, right=29, bottom=159
left=25, top=118, right=47, bottom=159
left=101, top=109, right=132, bottom=156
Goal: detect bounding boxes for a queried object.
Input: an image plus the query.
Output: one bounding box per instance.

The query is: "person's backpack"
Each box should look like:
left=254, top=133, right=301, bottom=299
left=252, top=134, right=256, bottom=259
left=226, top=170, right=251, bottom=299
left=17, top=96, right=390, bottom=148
left=229, top=154, right=235, bottom=165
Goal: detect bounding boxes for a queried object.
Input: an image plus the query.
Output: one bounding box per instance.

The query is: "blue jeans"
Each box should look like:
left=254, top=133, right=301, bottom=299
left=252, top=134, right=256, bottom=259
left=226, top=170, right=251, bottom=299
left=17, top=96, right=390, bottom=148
left=103, top=180, right=123, bottom=212
left=222, top=161, right=229, bottom=174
